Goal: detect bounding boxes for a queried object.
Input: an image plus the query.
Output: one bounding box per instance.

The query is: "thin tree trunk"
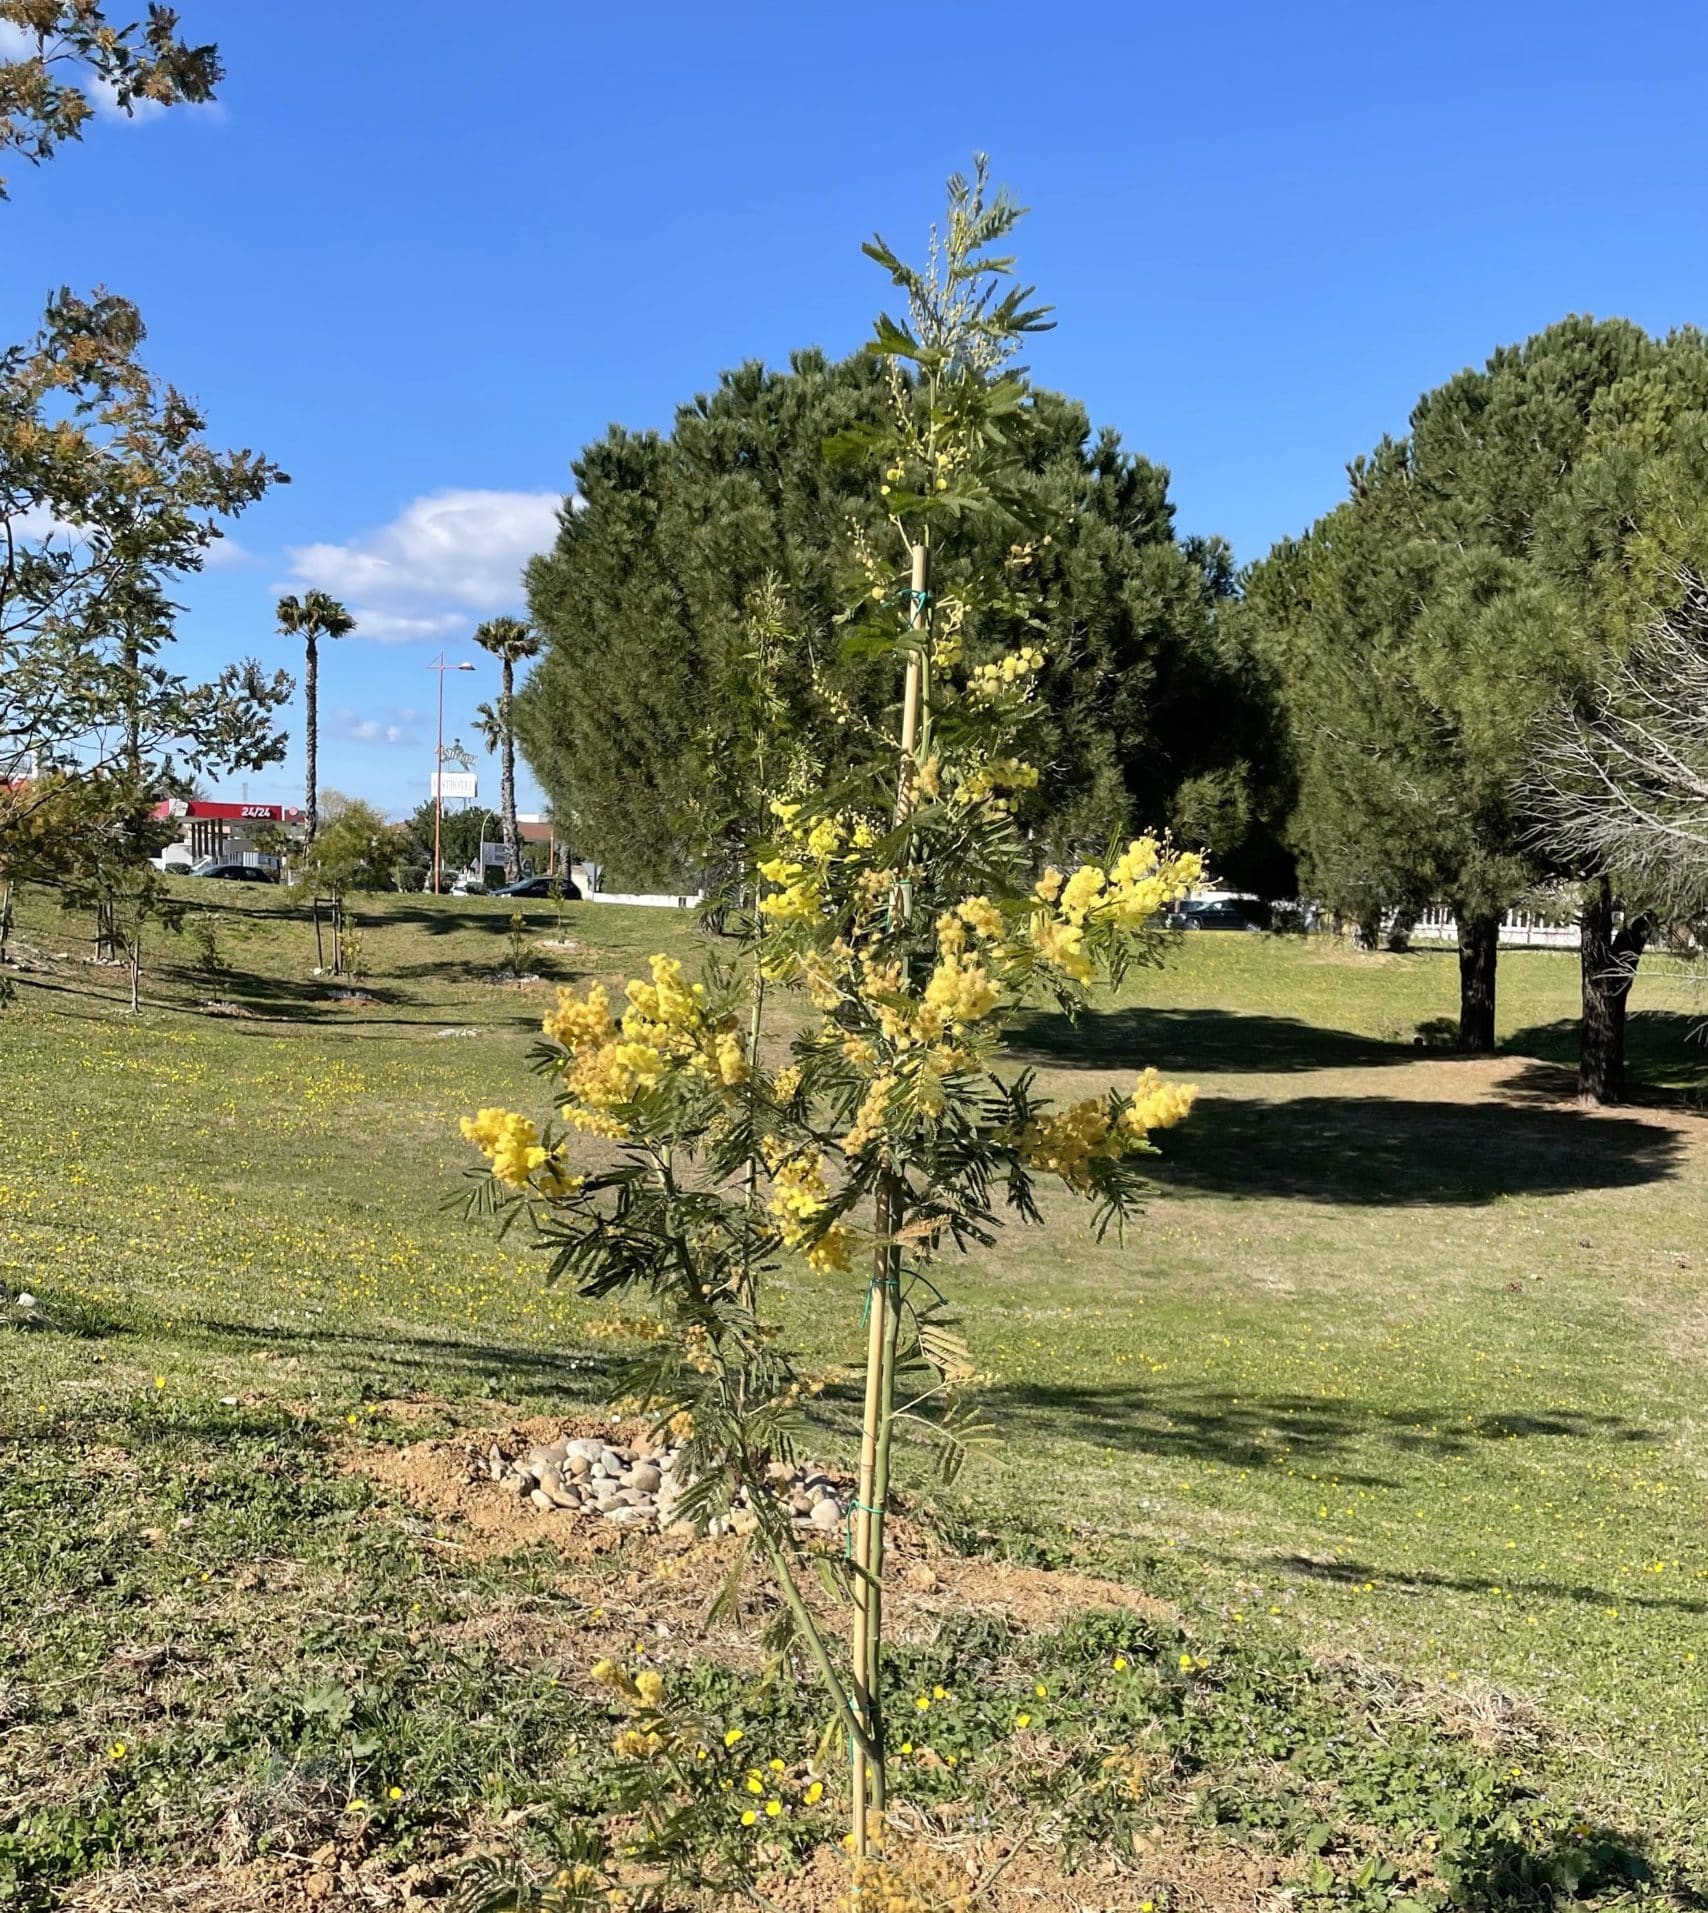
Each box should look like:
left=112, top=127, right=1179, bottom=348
left=305, top=636, right=319, bottom=844
left=1578, top=876, right=1650, bottom=1105
left=1454, top=907, right=1500, bottom=1052
left=500, top=657, right=519, bottom=882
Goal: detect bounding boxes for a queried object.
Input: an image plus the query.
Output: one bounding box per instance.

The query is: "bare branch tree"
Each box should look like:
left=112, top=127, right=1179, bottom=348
left=1530, top=569, right=1708, bottom=919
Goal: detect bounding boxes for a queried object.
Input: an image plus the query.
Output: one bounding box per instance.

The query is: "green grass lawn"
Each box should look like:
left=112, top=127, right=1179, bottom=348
left=1, top=886, right=1704, bottom=1910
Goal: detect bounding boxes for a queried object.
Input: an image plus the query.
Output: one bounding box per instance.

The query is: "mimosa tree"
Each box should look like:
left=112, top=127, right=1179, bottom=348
left=458, top=161, right=1199, bottom=1895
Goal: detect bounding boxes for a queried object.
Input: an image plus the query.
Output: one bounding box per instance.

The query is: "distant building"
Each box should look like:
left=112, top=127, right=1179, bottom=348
left=150, top=798, right=303, bottom=870
left=1406, top=903, right=1581, bottom=950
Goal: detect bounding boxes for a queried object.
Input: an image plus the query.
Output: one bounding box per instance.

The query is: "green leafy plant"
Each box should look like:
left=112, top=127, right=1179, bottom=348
left=457, top=159, right=1201, bottom=1875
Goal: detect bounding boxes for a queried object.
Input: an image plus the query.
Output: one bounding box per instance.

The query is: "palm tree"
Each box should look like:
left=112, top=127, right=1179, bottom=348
left=471, top=616, right=541, bottom=882
left=275, top=591, right=355, bottom=843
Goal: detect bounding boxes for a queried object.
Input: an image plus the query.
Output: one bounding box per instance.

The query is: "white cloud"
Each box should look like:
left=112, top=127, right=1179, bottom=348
left=284, top=488, right=564, bottom=644
left=86, top=74, right=170, bottom=123
left=329, top=707, right=424, bottom=748
left=338, top=608, right=464, bottom=642
left=9, top=502, right=85, bottom=546
left=202, top=534, right=255, bottom=572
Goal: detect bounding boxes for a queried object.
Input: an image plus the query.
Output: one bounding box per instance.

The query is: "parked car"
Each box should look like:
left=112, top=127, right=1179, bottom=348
left=190, top=861, right=279, bottom=883
left=491, top=873, right=581, bottom=900
left=1169, top=896, right=1259, bottom=932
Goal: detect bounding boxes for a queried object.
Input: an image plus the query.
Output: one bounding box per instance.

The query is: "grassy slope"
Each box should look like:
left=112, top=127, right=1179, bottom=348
left=1, top=886, right=1705, bottom=1898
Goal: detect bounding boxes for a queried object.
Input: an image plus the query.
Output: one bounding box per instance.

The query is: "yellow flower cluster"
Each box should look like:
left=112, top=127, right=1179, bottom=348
left=591, top=1658, right=666, bottom=1710
left=762, top=1137, right=856, bottom=1273
left=540, top=955, right=747, bottom=1136
left=843, top=1072, right=896, bottom=1155
left=756, top=853, right=823, bottom=923
left=760, top=800, right=884, bottom=926
left=1025, top=839, right=1204, bottom=981
left=1021, top=1071, right=1197, bottom=1192
left=459, top=1107, right=579, bottom=1196
left=968, top=643, right=1045, bottom=701
left=1019, top=1098, right=1119, bottom=1190
left=1123, top=1066, right=1198, bottom=1136
left=920, top=952, right=999, bottom=1030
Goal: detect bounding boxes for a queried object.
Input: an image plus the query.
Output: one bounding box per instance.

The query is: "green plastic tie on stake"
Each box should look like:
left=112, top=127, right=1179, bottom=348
left=844, top=1497, right=884, bottom=1558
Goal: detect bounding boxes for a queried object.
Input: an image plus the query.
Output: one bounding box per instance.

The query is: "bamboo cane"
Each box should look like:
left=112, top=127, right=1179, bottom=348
left=849, top=541, right=928, bottom=1855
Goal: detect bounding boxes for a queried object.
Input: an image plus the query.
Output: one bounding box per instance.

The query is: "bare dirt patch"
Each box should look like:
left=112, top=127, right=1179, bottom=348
left=342, top=1416, right=1168, bottom=1662
left=63, top=1832, right=1288, bottom=1913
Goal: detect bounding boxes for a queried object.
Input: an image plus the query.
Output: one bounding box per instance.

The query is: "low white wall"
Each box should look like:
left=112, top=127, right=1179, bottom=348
left=583, top=892, right=705, bottom=910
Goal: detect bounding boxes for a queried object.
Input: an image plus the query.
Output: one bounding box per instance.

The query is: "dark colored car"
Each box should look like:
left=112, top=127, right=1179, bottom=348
left=194, top=862, right=279, bottom=883
left=1169, top=897, right=1259, bottom=931
left=491, top=874, right=581, bottom=900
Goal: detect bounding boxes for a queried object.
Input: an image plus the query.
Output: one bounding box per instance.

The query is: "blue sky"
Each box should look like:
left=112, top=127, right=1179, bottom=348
left=8, top=0, right=1708, bottom=816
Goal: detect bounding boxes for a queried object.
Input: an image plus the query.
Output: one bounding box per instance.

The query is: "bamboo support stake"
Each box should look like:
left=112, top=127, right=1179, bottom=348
left=849, top=541, right=928, bottom=1855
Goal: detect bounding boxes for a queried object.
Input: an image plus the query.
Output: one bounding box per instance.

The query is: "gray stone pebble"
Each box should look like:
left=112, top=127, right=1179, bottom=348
left=481, top=1434, right=850, bottom=1537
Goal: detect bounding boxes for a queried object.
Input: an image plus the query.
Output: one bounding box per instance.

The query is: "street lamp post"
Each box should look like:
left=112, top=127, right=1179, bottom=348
left=430, top=653, right=476, bottom=895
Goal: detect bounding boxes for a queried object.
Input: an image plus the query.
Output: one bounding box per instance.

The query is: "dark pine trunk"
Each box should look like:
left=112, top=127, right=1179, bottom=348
left=304, top=636, right=319, bottom=844
left=1578, top=876, right=1650, bottom=1104
left=1455, top=908, right=1500, bottom=1052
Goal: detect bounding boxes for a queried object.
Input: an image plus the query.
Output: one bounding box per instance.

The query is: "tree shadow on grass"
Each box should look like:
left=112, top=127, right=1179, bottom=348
left=1446, top=1827, right=1708, bottom=1911
left=1505, top=1013, right=1708, bottom=1101
left=15, top=1284, right=616, bottom=1406
left=176, top=1313, right=615, bottom=1402
left=979, top=1379, right=1657, bottom=1490
left=1270, top=1547, right=1708, bottom=1619
left=1008, top=1004, right=1425, bottom=1075
left=1150, top=1093, right=1683, bottom=1204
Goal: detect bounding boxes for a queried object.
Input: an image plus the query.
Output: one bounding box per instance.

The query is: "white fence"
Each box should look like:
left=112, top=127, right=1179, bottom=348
left=1405, top=904, right=1581, bottom=950
left=582, top=891, right=705, bottom=911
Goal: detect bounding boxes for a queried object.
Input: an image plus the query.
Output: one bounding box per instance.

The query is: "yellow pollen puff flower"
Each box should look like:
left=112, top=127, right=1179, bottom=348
left=1122, top=1067, right=1198, bottom=1135
left=711, top=1029, right=749, bottom=1086
left=1028, top=912, right=1092, bottom=983
left=634, top=1669, right=665, bottom=1708
left=957, top=895, right=1006, bottom=942
left=1058, top=864, right=1108, bottom=924
left=805, top=816, right=844, bottom=859
left=923, top=953, right=999, bottom=1028
left=773, top=1063, right=802, bottom=1101
left=541, top=979, right=617, bottom=1053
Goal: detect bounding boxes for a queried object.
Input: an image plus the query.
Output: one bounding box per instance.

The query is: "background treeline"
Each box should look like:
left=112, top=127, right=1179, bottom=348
left=517, top=321, right=1708, bottom=1106
left=517, top=350, right=1291, bottom=897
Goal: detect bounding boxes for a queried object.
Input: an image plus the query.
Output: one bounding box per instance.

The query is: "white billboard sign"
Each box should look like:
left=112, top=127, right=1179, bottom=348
left=431, top=771, right=478, bottom=802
